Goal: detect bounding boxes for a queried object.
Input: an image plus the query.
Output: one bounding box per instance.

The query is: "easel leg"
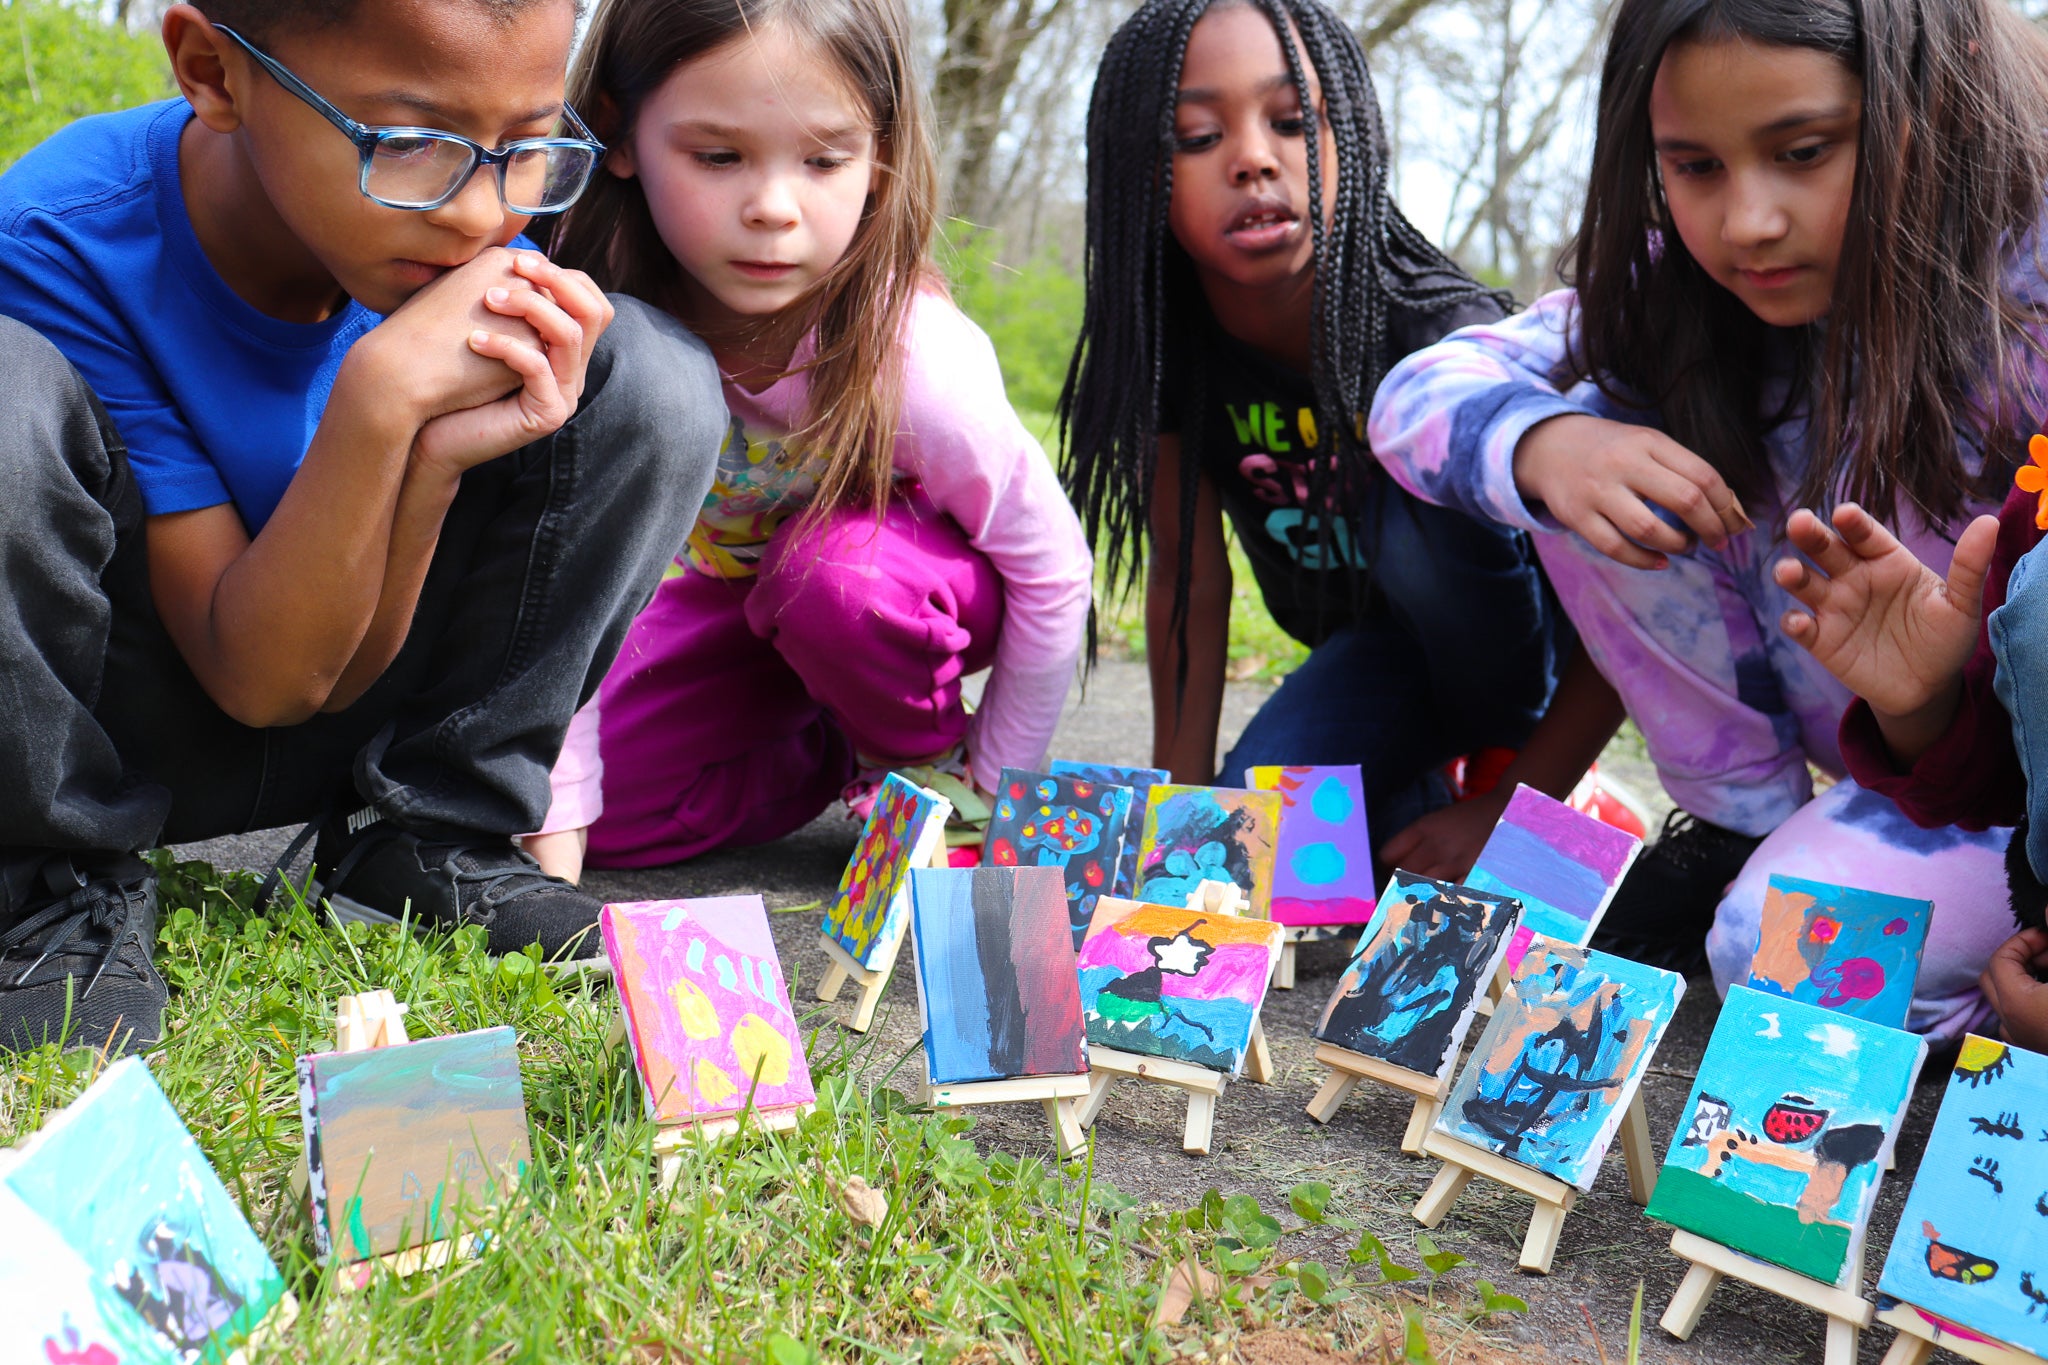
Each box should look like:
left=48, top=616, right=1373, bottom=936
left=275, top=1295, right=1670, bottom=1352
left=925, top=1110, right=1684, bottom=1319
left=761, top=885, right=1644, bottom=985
left=1660, top=1262, right=1723, bottom=1340
left=1399, top=1095, right=1437, bottom=1156
left=1619, top=1095, right=1655, bottom=1207
left=1244, top=1021, right=1274, bottom=1085
left=1304, top=1070, right=1360, bottom=1124
left=1823, top=1316, right=1859, bottom=1365
left=1877, top=1332, right=1934, bottom=1365
left=1044, top=1098, right=1087, bottom=1159
left=848, top=978, right=883, bottom=1033
left=1413, top=1162, right=1473, bottom=1228
left=1272, top=940, right=1296, bottom=990
left=1077, top=1072, right=1115, bottom=1128
left=1519, top=1199, right=1568, bottom=1275
left=1182, top=1091, right=1217, bottom=1156
left=816, top=962, right=849, bottom=1004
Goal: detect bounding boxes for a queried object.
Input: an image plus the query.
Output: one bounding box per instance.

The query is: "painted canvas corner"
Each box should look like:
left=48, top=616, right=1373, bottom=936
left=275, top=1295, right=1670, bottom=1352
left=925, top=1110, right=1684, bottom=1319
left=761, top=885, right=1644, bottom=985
left=1646, top=986, right=1925, bottom=1287
left=1134, top=784, right=1282, bottom=919
left=1077, top=896, right=1282, bottom=1075
left=909, top=865, right=1087, bottom=1085
left=1875, top=1036, right=2048, bottom=1353
left=602, top=896, right=816, bottom=1124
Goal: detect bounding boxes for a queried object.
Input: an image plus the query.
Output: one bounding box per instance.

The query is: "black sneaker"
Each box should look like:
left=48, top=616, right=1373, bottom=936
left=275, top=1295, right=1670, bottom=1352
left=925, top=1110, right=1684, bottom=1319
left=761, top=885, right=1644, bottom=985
left=311, top=811, right=605, bottom=966
left=1589, top=810, right=1763, bottom=975
left=0, top=853, right=165, bottom=1056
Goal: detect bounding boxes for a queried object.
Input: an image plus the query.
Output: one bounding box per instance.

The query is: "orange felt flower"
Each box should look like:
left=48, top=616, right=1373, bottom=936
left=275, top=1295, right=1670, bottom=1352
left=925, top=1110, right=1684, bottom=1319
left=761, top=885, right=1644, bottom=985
left=2019, top=433, right=2048, bottom=530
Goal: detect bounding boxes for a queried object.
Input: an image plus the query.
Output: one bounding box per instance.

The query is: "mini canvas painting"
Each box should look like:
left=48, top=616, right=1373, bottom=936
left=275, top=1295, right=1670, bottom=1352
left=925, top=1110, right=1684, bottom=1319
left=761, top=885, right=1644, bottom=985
left=603, top=896, right=816, bottom=1124
left=1876, top=1036, right=2048, bottom=1353
left=820, top=772, right=949, bottom=970
left=982, top=768, right=1136, bottom=948
left=1076, top=895, right=1283, bottom=1076
left=0, top=1183, right=174, bottom=1365
left=1464, top=784, right=1641, bottom=970
left=1646, top=986, right=1925, bottom=1286
left=909, top=866, right=1088, bottom=1084
left=1435, top=937, right=1685, bottom=1190
left=2, top=1057, right=285, bottom=1365
left=1246, top=765, right=1377, bottom=926
left=1743, top=873, right=1932, bottom=1030
left=297, top=1026, right=531, bottom=1263
left=1050, top=761, right=1169, bottom=896
left=1314, top=872, right=1519, bottom=1082
left=1134, top=784, right=1282, bottom=919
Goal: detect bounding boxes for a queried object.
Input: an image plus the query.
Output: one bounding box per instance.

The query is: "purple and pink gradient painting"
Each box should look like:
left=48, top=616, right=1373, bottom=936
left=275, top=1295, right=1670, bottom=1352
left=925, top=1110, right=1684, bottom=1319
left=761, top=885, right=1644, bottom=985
left=1463, top=785, right=1642, bottom=970
left=1247, top=765, right=1377, bottom=926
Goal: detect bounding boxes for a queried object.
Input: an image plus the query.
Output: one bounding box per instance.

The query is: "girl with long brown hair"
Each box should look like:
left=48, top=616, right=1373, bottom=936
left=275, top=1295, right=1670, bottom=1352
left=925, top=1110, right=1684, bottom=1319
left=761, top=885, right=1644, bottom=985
left=1369, top=0, right=2048, bottom=1039
left=525, top=0, right=1090, bottom=878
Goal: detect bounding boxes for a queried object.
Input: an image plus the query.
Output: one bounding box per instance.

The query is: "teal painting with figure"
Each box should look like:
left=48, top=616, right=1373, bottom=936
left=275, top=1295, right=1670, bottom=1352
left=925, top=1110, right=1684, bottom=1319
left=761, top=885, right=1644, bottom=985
left=1876, top=1037, right=2048, bottom=1352
left=1134, top=783, right=1280, bottom=919
left=1646, top=987, right=1924, bottom=1286
left=2, top=1057, right=284, bottom=1364
left=1743, top=873, right=1931, bottom=1030
left=1247, top=764, right=1376, bottom=926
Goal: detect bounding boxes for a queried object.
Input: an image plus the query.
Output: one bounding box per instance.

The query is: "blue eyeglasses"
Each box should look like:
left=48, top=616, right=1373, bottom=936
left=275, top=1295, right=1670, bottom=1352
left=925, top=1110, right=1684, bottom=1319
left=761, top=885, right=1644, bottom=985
left=213, top=24, right=604, bottom=215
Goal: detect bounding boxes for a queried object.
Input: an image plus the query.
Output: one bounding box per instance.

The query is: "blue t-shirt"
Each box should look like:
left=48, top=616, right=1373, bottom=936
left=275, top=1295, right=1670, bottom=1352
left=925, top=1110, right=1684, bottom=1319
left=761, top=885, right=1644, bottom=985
left=0, top=100, right=377, bottom=532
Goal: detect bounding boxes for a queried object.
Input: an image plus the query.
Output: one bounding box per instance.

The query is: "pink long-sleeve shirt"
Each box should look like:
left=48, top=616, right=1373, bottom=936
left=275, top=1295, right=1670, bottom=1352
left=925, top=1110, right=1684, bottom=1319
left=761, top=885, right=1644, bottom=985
left=544, top=291, right=1093, bottom=831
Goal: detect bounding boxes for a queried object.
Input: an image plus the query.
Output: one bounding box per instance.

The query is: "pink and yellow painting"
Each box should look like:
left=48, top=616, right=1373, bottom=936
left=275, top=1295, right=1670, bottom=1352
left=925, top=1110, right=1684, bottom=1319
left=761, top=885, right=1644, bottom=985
left=603, top=896, right=817, bottom=1123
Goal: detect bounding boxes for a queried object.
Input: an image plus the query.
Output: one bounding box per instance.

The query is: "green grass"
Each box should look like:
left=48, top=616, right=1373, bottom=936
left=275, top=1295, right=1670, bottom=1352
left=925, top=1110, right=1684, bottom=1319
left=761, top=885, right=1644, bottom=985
left=0, top=856, right=1524, bottom=1363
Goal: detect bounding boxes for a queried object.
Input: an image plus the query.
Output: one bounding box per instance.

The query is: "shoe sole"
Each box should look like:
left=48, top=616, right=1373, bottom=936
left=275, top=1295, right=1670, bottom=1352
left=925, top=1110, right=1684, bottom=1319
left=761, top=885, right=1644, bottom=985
left=319, top=887, right=613, bottom=981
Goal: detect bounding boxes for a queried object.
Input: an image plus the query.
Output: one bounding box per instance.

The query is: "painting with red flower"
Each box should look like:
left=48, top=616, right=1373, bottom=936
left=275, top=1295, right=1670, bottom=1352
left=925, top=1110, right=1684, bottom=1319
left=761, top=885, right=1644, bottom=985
left=981, top=767, right=1136, bottom=949
left=1742, top=873, right=1931, bottom=1030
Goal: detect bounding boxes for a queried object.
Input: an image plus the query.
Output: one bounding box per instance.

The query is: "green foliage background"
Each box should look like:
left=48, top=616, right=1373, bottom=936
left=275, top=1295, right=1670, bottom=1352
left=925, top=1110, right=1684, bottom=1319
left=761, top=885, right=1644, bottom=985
left=0, top=1, right=172, bottom=169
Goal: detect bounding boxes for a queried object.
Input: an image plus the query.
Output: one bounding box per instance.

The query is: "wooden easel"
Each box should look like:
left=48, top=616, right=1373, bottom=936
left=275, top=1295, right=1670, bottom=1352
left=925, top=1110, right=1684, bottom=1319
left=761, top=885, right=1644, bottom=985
left=296, top=991, right=487, bottom=1292
left=1304, top=1043, right=1445, bottom=1155
left=600, top=1010, right=814, bottom=1185
left=1660, top=1229, right=1872, bottom=1365
left=1877, top=1302, right=2046, bottom=1365
left=1077, top=1019, right=1271, bottom=1156
left=918, top=1072, right=1090, bottom=1158
left=1270, top=923, right=1347, bottom=991
left=1411, top=1092, right=1655, bottom=1273
left=815, top=836, right=950, bottom=1033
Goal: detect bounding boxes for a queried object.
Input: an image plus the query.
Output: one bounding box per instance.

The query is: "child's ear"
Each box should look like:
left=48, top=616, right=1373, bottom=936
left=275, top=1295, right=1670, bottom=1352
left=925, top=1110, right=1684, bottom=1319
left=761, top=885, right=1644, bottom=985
left=161, top=4, right=245, bottom=135
left=606, top=143, right=637, bottom=180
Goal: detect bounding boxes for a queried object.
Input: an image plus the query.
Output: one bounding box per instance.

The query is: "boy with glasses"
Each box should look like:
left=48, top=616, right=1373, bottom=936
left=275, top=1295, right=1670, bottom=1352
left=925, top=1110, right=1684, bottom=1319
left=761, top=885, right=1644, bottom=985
left=0, top=0, right=724, bottom=1055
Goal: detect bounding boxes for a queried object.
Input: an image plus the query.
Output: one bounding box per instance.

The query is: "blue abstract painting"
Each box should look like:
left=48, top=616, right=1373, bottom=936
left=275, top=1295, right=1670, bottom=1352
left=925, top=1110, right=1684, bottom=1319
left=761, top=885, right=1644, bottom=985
left=1744, top=874, right=1931, bottom=1031
left=1646, top=986, right=1926, bottom=1286
left=3, top=1057, right=285, bottom=1364
left=1050, top=761, right=1169, bottom=896
left=1876, top=1036, right=2048, bottom=1354
left=0, top=1182, right=174, bottom=1365
left=1435, top=937, right=1684, bottom=1190
left=1134, top=784, right=1281, bottom=918
left=909, top=866, right=1087, bottom=1084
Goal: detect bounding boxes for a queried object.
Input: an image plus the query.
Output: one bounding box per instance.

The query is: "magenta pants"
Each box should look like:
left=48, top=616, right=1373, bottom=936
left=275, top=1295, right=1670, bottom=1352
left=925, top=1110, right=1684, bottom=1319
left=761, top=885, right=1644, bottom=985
left=583, top=492, right=1002, bottom=867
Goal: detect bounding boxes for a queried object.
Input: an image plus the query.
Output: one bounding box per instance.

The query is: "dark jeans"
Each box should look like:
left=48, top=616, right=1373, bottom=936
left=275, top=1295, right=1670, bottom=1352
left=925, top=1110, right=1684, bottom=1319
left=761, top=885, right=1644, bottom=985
left=1216, top=476, right=1569, bottom=842
left=0, top=298, right=723, bottom=875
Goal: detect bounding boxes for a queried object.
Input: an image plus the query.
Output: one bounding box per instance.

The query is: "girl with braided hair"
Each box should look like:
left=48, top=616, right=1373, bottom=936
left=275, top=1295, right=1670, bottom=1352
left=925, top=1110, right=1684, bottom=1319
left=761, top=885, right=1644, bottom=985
left=1061, top=0, right=1616, bottom=872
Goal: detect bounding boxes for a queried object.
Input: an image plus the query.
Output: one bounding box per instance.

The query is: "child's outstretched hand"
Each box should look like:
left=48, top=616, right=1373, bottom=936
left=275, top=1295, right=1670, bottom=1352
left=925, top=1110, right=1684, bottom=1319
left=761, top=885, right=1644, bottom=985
left=1378, top=788, right=1509, bottom=884
left=1774, top=503, right=1999, bottom=762
left=1981, top=927, right=2048, bottom=1052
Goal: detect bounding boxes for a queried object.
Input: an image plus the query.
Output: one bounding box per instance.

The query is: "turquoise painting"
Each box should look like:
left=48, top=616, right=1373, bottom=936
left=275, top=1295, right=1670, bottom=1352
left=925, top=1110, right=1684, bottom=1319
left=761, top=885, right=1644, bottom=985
left=2, top=1057, right=284, bottom=1364
left=1646, top=987, right=1925, bottom=1286
left=0, top=1181, right=174, bottom=1365
left=1744, top=874, right=1931, bottom=1030
left=1876, top=1036, right=2048, bottom=1353
left=1134, top=784, right=1281, bottom=919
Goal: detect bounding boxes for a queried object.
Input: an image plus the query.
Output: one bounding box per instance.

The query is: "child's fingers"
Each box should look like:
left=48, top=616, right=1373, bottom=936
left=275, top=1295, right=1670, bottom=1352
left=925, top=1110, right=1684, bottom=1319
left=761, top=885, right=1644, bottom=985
left=1779, top=607, right=1819, bottom=650
left=513, top=252, right=614, bottom=334
left=1944, top=513, right=2002, bottom=616
left=1828, top=502, right=1909, bottom=562
left=1646, top=438, right=1746, bottom=543
left=1599, top=487, right=1695, bottom=556
left=485, top=288, right=587, bottom=393
left=468, top=329, right=566, bottom=425
left=1772, top=553, right=1832, bottom=612
left=1580, top=509, right=1671, bottom=570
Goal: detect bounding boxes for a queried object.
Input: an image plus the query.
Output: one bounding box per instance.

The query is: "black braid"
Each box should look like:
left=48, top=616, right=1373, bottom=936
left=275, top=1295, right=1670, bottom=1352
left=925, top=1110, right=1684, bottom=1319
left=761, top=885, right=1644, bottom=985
left=1058, top=0, right=1511, bottom=672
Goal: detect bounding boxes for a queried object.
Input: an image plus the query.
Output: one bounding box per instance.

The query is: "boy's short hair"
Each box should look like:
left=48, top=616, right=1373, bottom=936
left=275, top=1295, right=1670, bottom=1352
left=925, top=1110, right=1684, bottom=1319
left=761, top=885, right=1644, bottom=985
left=198, top=0, right=578, bottom=43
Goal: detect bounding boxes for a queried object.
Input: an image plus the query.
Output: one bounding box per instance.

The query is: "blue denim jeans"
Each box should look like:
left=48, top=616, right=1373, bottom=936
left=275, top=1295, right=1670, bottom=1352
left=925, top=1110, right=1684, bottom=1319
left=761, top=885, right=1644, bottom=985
left=1217, top=477, right=1569, bottom=842
left=0, top=298, right=723, bottom=867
